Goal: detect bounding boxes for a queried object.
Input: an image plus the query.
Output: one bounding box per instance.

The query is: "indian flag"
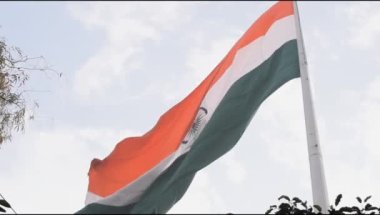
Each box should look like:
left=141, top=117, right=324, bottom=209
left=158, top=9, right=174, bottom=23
left=77, top=1, right=300, bottom=214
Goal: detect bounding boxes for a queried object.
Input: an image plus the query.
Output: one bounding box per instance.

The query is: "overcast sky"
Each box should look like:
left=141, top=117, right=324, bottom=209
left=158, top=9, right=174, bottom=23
left=0, top=1, right=380, bottom=214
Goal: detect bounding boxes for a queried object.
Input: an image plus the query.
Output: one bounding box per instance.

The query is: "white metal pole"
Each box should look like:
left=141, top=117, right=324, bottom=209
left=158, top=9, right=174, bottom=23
left=293, top=1, right=330, bottom=212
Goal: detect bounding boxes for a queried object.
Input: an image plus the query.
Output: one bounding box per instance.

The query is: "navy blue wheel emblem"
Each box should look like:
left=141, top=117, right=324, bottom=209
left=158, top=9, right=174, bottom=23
left=182, top=107, right=208, bottom=144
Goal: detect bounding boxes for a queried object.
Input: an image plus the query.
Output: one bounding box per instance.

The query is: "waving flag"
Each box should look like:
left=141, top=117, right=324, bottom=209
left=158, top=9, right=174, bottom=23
left=77, top=1, right=300, bottom=214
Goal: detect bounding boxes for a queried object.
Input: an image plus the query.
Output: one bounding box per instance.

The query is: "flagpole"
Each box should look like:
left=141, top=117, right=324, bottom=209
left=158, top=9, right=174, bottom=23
left=293, top=1, right=330, bottom=212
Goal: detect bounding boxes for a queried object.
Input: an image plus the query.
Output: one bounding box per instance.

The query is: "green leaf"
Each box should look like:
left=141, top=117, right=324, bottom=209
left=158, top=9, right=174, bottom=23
left=338, top=207, right=353, bottom=213
left=352, top=206, right=361, bottom=213
left=278, top=195, right=290, bottom=202
left=357, top=197, right=362, bottom=203
left=335, top=194, right=342, bottom=206
left=365, top=203, right=373, bottom=211
left=364, top=204, right=378, bottom=212
left=293, top=208, right=304, bottom=215
left=368, top=207, right=378, bottom=211
left=364, top=196, right=372, bottom=203
left=292, top=197, right=302, bottom=204
left=265, top=208, right=273, bottom=214
left=301, top=201, right=308, bottom=209
left=0, top=200, right=10, bottom=208
left=313, top=205, right=322, bottom=212
left=278, top=203, right=291, bottom=211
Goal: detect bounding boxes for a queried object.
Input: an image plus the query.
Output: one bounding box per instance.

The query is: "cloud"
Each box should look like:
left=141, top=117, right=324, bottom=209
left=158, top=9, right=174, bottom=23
left=66, top=2, right=194, bottom=100
left=158, top=35, right=240, bottom=103
left=356, top=76, right=380, bottom=159
left=254, top=80, right=309, bottom=172
left=3, top=2, right=380, bottom=214
left=344, top=2, right=380, bottom=49
left=218, top=150, right=248, bottom=184
left=247, top=71, right=380, bottom=207
left=321, top=74, right=380, bottom=205
left=0, top=126, right=139, bottom=213
left=168, top=170, right=228, bottom=213
left=185, top=36, right=236, bottom=83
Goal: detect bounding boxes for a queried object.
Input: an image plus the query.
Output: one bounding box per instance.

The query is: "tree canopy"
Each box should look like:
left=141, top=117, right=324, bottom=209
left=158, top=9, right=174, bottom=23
left=0, top=37, right=58, bottom=146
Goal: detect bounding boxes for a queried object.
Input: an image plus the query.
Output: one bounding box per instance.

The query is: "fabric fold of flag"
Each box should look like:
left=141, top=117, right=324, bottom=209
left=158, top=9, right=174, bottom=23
left=77, top=1, right=300, bottom=214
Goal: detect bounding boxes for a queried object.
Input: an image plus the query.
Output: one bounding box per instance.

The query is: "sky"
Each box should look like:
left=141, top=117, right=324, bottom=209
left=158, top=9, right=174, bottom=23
left=0, top=1, right=380, bottom=214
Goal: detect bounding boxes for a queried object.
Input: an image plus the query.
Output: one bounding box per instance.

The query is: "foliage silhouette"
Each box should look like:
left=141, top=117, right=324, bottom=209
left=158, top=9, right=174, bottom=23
left=265, top=194, right=380, bottom=214
left=0, top=194, right=15, bottom=214
left=1, top=32, right=59, bottom=214
left=0, top=36, right=60, bottom=146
